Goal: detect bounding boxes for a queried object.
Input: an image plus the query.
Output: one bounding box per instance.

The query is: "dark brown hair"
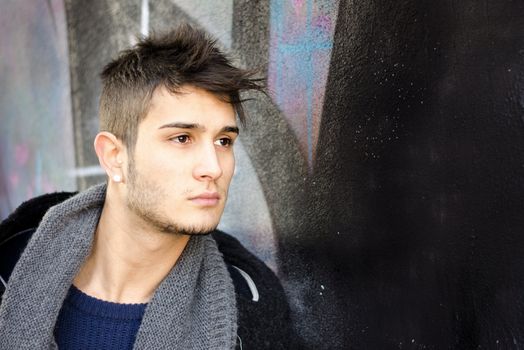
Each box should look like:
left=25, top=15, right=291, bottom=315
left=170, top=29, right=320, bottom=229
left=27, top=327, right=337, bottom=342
left=99, top=24, right=263, bottom=151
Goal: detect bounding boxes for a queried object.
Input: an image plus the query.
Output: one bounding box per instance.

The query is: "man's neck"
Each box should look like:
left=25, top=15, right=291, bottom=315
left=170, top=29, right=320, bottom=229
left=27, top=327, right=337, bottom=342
left=73, top=196, right=190, bottom=304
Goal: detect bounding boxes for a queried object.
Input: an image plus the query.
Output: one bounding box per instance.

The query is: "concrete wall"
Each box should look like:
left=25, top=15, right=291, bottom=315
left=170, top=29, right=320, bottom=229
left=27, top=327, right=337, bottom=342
left=0, top=0, right=76, bottom=219
left=2, top=0, right=524, bottom=348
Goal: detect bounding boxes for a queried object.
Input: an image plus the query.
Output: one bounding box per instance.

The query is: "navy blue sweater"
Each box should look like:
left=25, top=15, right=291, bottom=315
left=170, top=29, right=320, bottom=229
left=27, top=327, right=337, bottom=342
left=54, top=285, right=147, bottom=349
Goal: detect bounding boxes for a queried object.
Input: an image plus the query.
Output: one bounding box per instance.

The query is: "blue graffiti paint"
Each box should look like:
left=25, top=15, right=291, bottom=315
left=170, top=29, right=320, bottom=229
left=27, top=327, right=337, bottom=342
left=269, top=0, right=336, bottom=169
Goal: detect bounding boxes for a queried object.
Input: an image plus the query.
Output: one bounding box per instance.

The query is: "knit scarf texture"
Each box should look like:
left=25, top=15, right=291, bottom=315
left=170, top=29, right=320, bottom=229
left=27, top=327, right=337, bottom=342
left=0, top=184, right=238, bottom=349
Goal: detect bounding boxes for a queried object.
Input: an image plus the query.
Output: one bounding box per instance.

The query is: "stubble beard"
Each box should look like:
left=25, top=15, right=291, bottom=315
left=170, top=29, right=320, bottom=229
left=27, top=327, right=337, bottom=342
left=125, top=160, right=219, bottom=236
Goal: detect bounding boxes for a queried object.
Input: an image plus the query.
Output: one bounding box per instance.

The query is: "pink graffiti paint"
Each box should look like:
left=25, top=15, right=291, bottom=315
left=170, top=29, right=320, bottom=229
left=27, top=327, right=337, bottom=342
left=292, top=0, right=305, bottom=11
left=42, top=178, right=55, bottom=193
left=26, top=186, right=34, bottom=198
left=313, top=14, right=332, bottom=32
left=15, top=144, right=30, bottom=166
left=9, top=173, right=19, bottom=187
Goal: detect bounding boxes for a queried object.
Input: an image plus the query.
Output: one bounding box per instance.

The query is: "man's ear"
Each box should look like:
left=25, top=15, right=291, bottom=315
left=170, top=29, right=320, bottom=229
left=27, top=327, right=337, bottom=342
left=94, top=132, right=126, bottom=183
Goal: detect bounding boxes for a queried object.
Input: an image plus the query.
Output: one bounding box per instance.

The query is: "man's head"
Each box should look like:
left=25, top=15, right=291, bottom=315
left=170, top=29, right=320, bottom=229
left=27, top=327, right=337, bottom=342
left=99, top=24, right=261, bottom=153
left=94, top=25, right=263, bottom=235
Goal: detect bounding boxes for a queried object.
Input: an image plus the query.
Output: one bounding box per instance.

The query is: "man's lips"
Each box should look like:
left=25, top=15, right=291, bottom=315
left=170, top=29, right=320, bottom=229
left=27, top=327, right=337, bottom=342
left=189, top=192, right=220, bottom=206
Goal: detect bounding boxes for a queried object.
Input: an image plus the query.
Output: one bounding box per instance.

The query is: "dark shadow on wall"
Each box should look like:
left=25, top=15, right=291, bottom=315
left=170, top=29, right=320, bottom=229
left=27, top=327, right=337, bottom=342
left=297, top=0, right=524, bottom=348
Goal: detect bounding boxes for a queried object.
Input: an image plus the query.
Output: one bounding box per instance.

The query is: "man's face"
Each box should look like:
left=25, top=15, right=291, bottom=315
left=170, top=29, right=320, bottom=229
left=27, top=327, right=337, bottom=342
left=124, top=85, right=237, bottom=235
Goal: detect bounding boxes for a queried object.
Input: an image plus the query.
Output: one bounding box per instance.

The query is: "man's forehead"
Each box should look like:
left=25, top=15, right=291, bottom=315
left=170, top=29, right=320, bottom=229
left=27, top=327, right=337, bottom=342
left=149, top=84, right=231, bottom=106
left=143, top=85, right=238, bottom=130
left=158, top=122, right=239, bottom=134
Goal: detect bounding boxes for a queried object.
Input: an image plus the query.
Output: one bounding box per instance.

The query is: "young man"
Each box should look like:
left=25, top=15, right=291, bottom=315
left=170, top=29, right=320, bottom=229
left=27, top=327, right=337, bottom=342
left=0, top=25, right=298, bottom=349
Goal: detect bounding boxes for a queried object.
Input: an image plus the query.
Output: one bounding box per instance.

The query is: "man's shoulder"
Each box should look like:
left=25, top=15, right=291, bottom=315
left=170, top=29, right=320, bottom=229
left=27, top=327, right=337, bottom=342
left=0, top=192, right=76, bottom=294
left=212, top=231, right=300, bottom=349
left=0, top=191, right=75, bottom=244
left=213, top=230, right=286, bottom=302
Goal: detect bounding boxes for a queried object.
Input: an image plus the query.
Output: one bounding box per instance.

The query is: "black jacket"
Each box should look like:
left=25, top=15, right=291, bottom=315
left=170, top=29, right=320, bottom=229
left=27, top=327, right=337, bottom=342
left=0, top=192, right=301, bottom=349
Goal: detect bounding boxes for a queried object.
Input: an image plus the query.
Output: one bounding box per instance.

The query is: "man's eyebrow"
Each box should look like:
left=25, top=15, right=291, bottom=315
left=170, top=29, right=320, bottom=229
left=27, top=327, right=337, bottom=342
left=222, top=126, right=239, bottom=134
left=158, top=122, right=201, bottom=130
left=158, top=123, right=239, bottom=135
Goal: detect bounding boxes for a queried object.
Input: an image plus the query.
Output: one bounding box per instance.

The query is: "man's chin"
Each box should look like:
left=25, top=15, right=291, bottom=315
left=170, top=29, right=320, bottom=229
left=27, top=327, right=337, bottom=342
left=175, top=224, right=217, bottom=236
left=131, top=205, right=220, bottom=236
left=155, top=220, right=219, bottom=236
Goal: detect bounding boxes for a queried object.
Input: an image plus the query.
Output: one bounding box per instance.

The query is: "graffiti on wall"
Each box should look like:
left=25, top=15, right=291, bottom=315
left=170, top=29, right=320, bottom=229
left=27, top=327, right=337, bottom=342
left=269, top=0, right=338, bottom=167
left=0, top=0, right=76, bottom=220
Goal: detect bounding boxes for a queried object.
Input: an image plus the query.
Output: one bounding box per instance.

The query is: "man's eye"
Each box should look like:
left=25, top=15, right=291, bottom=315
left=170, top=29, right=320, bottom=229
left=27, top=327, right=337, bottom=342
left=173, top=135, right=190, bottom=144
left=215, top=138, right=232, bottom=147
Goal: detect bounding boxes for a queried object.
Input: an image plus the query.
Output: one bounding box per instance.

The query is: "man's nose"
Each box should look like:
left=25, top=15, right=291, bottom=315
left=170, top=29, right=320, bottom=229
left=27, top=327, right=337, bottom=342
left=192, top=143, right=223, bottom=181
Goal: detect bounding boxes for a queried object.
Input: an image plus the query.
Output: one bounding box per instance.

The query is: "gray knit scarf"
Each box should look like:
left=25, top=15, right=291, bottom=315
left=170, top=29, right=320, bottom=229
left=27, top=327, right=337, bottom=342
left=0, top=184, right=237, bottom=349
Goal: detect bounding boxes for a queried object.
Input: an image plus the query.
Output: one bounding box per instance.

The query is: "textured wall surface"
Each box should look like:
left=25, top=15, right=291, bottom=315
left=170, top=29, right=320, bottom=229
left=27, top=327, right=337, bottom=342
left=0, top=0, right=76, bottom=219
left=302, top=1, right=524, bottom=348
left=2, top=0, right=524, bottom=349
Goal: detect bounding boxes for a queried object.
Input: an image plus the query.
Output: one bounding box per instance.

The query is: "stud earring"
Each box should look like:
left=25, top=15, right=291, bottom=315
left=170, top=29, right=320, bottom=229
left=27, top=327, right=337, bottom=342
left=113, top=174, right=122, bottom=183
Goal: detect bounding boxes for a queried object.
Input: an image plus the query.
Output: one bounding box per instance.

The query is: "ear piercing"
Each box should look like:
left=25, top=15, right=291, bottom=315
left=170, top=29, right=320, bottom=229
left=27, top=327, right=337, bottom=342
left=113, top=174, right=122, bottom=183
